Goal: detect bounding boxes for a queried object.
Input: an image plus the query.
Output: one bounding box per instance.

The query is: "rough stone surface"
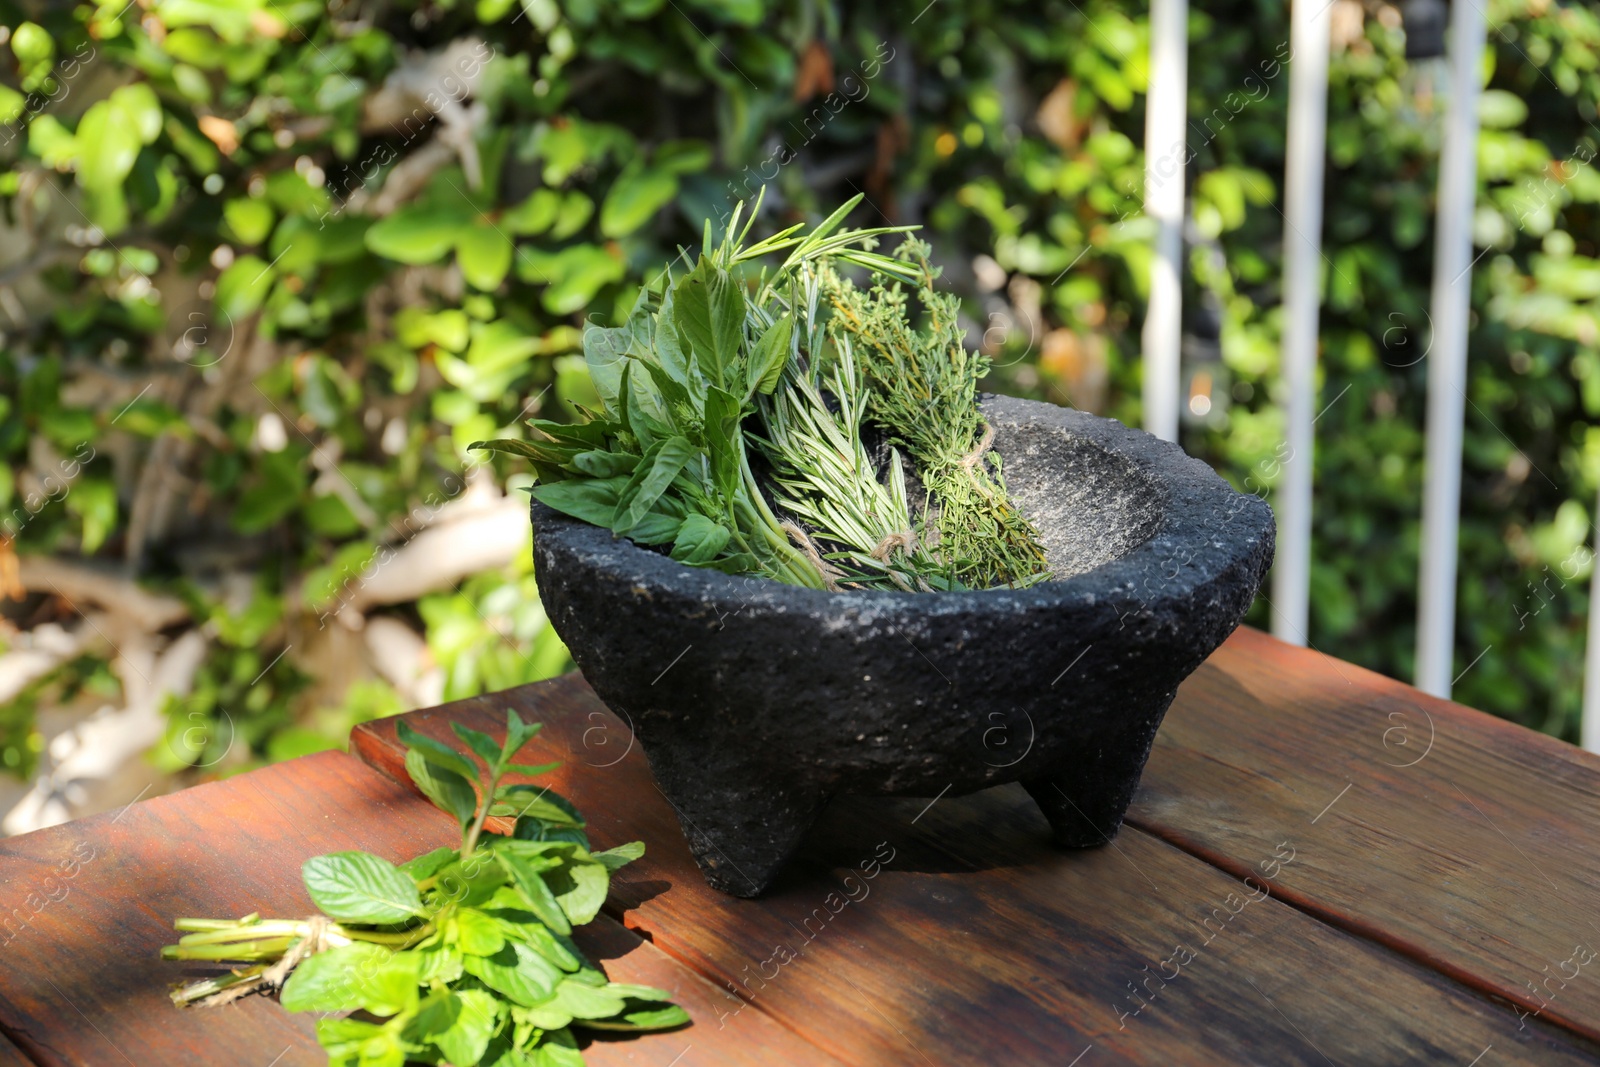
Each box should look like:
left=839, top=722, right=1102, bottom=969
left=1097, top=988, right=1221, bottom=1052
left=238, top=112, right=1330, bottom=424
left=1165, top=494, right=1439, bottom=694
left=532, top=396, right=1275, bottom=896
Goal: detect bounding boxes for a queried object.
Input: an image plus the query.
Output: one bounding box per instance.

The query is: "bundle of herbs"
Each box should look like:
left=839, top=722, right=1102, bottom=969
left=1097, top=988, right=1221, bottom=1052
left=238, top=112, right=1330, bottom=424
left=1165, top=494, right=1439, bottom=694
left=162, top=712, right=687, bottom=1067
left=475, top=196, right=1049, bottom=592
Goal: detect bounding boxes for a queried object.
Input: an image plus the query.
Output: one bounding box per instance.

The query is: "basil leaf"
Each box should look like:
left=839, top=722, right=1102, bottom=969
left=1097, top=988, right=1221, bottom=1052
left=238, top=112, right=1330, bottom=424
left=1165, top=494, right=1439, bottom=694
left=468, top=437, right=581, bottom=465
left=747, top=313, right=793, bottom=397
left=405, top=748, right=478, bottom=831
left=696, top=551, right=762, bottom=574
left=524, top=418, right=611, bottom=448
left=701, top=386, right=743, bottom=502
left=581, top=322, right=631, bottom=413
left=652, top=282, right=692, bottom=384
left=531, top=476, right=628, bottom=527
left=613, top=436, right=697, bottom=534
left=672, top=258, right=745, bottom=389
left=670, top=513, right=731, bottom=564
left=626, top=506, right=686, bottom=546
left=570, top=449, right=638, bottom=477
left=638, top=356, right=696, bottom=424
left=302, top=851, right=424, bottom=924
left=623, top=360, right=673, bottom=449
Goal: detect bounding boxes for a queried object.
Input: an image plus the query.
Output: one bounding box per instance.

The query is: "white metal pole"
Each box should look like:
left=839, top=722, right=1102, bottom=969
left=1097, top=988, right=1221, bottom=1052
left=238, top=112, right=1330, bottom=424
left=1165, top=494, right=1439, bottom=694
left=1270, top=0, right=1332, bottom=645
left=1584, top=504, right=1600, bottom=752
left=1415, top=0, right=1489, bottom=698
left=1141, top=0, right=1188, bottom=444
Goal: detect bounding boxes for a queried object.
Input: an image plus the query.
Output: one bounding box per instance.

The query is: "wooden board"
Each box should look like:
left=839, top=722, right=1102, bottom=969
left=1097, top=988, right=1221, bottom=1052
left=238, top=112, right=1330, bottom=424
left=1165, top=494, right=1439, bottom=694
left=1127, top=627, right=1600, bottom=1045
left=0, top=749, right=835, bottom=1067
left=0, top=1032, right=33, bottom=1067
left=354, top=680, right=1600, bottom=1065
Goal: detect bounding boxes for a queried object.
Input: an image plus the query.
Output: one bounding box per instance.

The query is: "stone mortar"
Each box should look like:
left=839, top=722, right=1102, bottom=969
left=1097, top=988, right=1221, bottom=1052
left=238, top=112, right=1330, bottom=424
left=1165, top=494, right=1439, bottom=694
left=531, top=396, right=1276, bottom=896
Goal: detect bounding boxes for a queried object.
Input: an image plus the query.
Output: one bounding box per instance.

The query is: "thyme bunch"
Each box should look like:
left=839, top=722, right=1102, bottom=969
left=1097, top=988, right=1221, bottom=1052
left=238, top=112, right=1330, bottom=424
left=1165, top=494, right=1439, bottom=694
left=822, top=238, right=1051, bottom=589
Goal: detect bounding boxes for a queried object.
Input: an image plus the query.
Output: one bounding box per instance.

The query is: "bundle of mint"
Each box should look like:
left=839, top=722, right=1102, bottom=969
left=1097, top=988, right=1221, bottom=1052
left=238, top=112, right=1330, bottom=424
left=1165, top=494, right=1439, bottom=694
left=162, top=712, right=686, bottom=1067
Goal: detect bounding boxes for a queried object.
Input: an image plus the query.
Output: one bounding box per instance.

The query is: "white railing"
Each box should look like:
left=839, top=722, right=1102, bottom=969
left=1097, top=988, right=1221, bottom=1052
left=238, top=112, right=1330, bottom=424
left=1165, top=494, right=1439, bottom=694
left=1270, top=0, right=1332, bottom=645
left=1415, top=0, right=1489, bottom=698
left=1137, top=0, right=1600, bottom=752
left=1141, top=0, right=1188, bottom=445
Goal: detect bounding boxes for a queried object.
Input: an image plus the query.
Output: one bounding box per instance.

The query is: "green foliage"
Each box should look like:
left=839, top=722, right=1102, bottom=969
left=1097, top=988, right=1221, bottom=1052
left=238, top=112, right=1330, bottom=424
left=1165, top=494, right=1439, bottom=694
left=162, top=711, right=687, bottom=1065
left=1, top=0, right=1598, bottom=766
left=478, top=195, right=1010, bottom=591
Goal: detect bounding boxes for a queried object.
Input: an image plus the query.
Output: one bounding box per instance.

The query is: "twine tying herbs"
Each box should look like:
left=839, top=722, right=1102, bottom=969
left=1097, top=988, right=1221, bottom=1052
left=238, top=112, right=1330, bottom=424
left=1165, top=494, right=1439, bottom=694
left=959, top=422, right=996, bottom=470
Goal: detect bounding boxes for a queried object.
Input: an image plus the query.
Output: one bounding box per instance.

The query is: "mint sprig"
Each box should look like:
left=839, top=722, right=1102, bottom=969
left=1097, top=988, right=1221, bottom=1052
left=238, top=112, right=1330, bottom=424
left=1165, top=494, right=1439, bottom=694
left=162, top=711, right=688, bottom=1066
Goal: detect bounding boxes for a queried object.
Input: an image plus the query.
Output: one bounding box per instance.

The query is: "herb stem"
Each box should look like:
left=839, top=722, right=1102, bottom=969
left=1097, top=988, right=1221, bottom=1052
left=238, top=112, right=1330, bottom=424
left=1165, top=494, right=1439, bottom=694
left=162, top=937, right=295, bottom=960
left=168, top=919, right=433, bottom=953
left=462, top=769, right=505, bottom=857
left=168, top=965, right=270, bottom=1007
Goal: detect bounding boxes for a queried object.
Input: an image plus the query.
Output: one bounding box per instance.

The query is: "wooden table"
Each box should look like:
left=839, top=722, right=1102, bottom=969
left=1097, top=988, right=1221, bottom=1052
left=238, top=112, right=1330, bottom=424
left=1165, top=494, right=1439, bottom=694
left=2, top=627, right=1599, bottom=1065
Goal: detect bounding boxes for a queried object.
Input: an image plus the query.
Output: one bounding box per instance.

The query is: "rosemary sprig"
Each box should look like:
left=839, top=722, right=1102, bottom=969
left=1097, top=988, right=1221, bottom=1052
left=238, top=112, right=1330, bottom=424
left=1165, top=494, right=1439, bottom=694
left=749, top=268, right=955, bottom=592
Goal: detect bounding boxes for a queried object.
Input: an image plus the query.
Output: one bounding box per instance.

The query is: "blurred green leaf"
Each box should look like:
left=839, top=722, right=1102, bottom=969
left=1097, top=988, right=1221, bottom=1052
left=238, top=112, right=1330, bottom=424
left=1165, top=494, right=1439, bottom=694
left=600, top=159, right=678, bottom=238
left=365, top=206, right=473, bottom=263
left=457, top=224, right=514, bottom=290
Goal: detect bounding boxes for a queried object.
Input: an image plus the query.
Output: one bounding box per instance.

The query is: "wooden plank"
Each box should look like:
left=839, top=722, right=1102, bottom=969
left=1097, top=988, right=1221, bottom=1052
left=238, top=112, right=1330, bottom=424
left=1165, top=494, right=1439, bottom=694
left=0, top=749, right=836, bottom=1067
left=0, top=1031, right=35, bottom=1067
left=354, top=680, right=1600, bottom=1065
left=1127, top=626, right=1600, bottom=1046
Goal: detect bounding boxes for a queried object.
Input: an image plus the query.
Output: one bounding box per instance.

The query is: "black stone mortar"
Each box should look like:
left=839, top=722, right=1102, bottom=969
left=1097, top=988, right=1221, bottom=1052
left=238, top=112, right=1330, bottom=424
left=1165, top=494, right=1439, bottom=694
left=531, top=395, right=1275, bottom=896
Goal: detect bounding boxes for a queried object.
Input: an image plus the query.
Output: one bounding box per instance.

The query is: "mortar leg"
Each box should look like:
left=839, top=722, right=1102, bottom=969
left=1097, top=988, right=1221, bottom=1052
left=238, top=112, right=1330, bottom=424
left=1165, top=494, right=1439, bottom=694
left=1022, top=711, right=1166, bottom=847
left=650, top=760, right=832, bottom=897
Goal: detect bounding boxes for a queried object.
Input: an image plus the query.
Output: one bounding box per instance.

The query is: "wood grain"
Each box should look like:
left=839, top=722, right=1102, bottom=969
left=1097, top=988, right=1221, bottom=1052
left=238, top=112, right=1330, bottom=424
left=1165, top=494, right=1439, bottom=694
left=354, top=680, right=1600, bottom=1065
left=0, top=748, right=835, bottom=1067
left=0, top=1031, right=34, bottom=1067
left=1127, top=626, right=1600, bottom=1045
